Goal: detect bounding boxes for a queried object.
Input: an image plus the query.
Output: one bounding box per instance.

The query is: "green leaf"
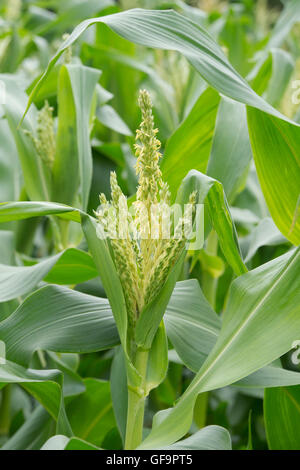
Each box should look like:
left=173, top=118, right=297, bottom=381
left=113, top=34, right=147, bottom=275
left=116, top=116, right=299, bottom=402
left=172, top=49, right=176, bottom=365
left=0, top=361, right=71, bottom=435
left=2, top=406, right=53, bottom=450
left=243, top=217, right=287, bottom=263
left=139, top=248, right=300, bottom=448
left=80, top=215, right=140, bottom=389
left=0, top=201, right=81, bottom=223
left=264, top=386, right=300, bottom=450
left=146, top=322, right=168, bottom=394
left=247, top=108, right=300, bottom=245
left=97, top=104, right=132, bottom=136
left=247, top=410, right=253, bottom=450
left=161, top=425, right=232, bottom=450
left=67, top=378, right=116, bottom=447
left=24, top=9, right=275, bottom=117
left=137, top=168, right=248, bottom=354
left=37, top=0, right=113, bottom=37
left=164, top=280, right=220, bottom=372
left=0, top=29, right=21, bottom=73
left=0, top=248, right=97, bottom=302
left=206, top=97, right=252, bottom=203
left=42, top=249, right=98, bottom=285
left=64, top=438, right=99, bottom=450
left=165, top=284, right=300, bottom=391
left=47, top=352, right=85, bottom=398
left=81, top=214, right=127, bottom=353
left=110, top=347, right=127, bottom=444
left=267, top=0, right=300, bottom=49
left=161, top=88, right=220, bottom=195
left=249, top=49, right=294, bottom=109
left=0, top=252, right=61, bottom=302
left=1, top=77, right=51, bottom=202
left=264, top=49, right=294, bottom=109
left=235, top=366, right=300, bottom=390
left=94, top=11, right=141, bottom=132
left=81, top=42, right=171, bottom=102
left=135, top=251, right=185, bottom=350
left=0, top=230, right=15, bottom=265
left=52, top=65, right=78, bottom=207
left=0, top=120, right=21, bottom=203
left=41, top=435, right=69, bottom=450
left=0, top=231, right=17, bottom=321
left=41, top=434, right=99, bottom=450
left=0, top=285, right=119, bottom=367
left=197, top=250, right=225, bottom=279
left=23, top=8, right=300, bottom=244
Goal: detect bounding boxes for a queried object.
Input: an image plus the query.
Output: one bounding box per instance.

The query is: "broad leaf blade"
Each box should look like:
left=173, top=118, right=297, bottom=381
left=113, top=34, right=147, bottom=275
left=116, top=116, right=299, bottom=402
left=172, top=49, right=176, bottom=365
left=67, top=379, right=116, bottom=447
left=81, top=214, right=127, bottom=351
left=139, top=248, right=300, bottom=448
left=236, top=366, right=300, bottom=390
left=161, top=88, right=220, bottom=195
left=0, top=248, right=97, bottom=302
left=0, top=361, right=71, bottom=435
left=63, top=65, right=100, bottom=209
left=41, top=435, right=100, bottom=450
left=264, top=385, right=300, bottom=450
left=176, top=170, right=247, bottom=276
left=0, top=285, right=119, bottom=367
left=23, top=8, right=300, bottom=243
left=135, top=250, right=185, bottom=349
left=206, top=97, right=252, bottom=203
left=0, top=201, right=81, bottom=223
left=247, top=109, right=300, bottom=245
left=1, top=77, right=51, bottom=202
left=161, top=425, right=232, bottom=450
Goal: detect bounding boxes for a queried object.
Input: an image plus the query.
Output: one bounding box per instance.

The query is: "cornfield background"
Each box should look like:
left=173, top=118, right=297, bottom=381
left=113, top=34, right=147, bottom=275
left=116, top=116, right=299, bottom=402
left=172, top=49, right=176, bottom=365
left=0, top=0, right=299, bottom=452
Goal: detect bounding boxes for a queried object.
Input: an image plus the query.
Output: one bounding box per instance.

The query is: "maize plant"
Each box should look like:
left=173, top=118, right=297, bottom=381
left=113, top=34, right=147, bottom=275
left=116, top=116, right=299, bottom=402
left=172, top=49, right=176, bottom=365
left=0, top=0, right=299, bottom=453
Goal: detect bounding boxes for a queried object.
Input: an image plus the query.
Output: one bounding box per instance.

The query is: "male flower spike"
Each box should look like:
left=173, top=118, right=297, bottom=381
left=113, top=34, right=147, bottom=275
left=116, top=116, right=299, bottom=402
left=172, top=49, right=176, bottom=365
left=96, top=90, right=196, bottom=333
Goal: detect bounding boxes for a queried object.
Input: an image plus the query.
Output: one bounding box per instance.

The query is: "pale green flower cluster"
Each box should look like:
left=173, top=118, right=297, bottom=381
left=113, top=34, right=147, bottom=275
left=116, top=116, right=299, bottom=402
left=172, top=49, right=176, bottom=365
left=25, top=101, right=56, bottom=169
left=96, top=90, right=196, bottom=329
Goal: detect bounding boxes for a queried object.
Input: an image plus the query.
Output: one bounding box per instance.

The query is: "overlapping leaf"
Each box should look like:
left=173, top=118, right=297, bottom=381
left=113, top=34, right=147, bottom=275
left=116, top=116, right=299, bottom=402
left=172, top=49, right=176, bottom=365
left=0, top=361, right=71, bottom=435
left=0, top=248, right=97, bottom=302
left=139, top=247, right=300, bottom=448
left=264, top=385, right=300, bottom=450
left=176, top=170, right=247, bottom=276
left=0, top=201, right=81, bottom=223
left=22, top=8, right=300, bottom=244
left=0, top=77, right=51, bottom=202
left=161, top=425, right=231, bottom=450
left=206, top=97, right=252, bottom=203
left=2, top=406, right=53, bottom=450
left=53, top=65, right=100, bottom=209
left=161, top=87, right=220, bottom=195
left=0, top=285, right=119, bottom=366
left=164, top=280, right=220, bottom=371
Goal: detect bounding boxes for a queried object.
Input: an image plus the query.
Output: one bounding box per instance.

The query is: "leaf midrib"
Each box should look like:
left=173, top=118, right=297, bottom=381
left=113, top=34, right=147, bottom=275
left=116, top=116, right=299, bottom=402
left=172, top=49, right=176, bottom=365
left=284, top=388, right=300, bottom=415
left=185, top=248, right=299, bottom=396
